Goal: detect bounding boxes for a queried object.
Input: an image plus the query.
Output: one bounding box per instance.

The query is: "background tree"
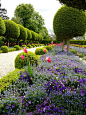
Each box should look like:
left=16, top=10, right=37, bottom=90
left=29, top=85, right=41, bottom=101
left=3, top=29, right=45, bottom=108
left=3, top=20, right=20, bottom=47
left=53, top=5, right=86, bottom=52
left=39, top=26, right=50, bottom=39
left=0, top=0, right=9, bottom=20
left=11, top=14, right=23, bottom=25
left=57, top=0, right=86, bottom=11
left=17, top=24, right=27, bottom=45
left=25, top=11, right=45, bottom=33
left=14, top=3, right=34, bottom=27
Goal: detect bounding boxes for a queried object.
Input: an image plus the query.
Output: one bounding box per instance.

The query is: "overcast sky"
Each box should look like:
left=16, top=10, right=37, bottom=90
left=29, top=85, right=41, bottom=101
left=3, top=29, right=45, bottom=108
left=1, top=0, right=63, bottom=34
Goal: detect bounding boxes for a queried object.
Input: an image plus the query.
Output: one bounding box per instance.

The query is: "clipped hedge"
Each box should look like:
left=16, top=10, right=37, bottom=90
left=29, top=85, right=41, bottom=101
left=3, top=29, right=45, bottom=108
left=1, top=46, right=9, bottom=53
left=15, top=51, right=39, bottom=69
left=35, top=48, right=48, bottom=55
left=14, top=45, right=21, bottom=50
left=43, top=45, right=53, bottom=51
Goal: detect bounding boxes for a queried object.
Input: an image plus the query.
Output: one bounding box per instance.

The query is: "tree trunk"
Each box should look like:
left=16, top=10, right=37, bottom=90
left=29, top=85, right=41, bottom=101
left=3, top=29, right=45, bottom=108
left=63, top=39, right=65, bottom=48
left=8, top=38, right=9, bottom=47
left=67, top=37, right=70, bottom=52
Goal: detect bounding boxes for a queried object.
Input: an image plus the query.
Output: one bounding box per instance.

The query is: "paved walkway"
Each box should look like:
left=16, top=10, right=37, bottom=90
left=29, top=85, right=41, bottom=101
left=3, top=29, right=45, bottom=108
left=0, top=46, right=44, bottom=79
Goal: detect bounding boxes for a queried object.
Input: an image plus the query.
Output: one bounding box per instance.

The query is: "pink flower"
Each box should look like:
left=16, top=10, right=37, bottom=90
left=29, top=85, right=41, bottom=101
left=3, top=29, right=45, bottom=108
left=6, top=42, right=7, bottom=43
left=51, top=41, right=53, bottom=45
left=20, top=55, right=25, bottom=59
left=45, top=56, right=51, bottom=63
left=23, top=47, right=28, bottom=53
left=4, top=43, right=6, bottom=45
left=64, top=47, right=67, bottom=51
left=82, top=47, right=84, bottom=49
left=44, top=49, right=46, bottom=53
left=10, top=43, right=11, bottom=45
left=55, top=44, right=56, bottom=47
left=15, top=43, right=16, bottom=44
left=8, top=43, right=9, bottom=45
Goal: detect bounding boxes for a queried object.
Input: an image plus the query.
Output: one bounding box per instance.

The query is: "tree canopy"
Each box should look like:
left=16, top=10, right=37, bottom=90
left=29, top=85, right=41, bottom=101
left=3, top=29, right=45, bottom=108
left=57, top=0, right=86, bottom=11
left=53, top=5, right=86, bottom=51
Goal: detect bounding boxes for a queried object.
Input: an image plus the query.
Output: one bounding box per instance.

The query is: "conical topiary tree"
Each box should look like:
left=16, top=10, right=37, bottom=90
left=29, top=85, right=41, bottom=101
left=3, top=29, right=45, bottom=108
left=0, top=17, right=6, bottom=35
left=53, top=5, right=86, bottom=52
left=3, top=20, right=20, bottom=47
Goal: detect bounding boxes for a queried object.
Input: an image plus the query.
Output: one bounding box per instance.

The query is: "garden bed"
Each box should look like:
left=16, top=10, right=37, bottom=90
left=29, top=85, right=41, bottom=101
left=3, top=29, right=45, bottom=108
left=0, top=45, right=86, bottom=115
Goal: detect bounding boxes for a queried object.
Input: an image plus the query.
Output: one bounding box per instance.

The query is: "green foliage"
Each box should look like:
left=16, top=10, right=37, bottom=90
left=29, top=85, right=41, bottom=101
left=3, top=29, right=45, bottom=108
left=53, top=5, right=86, bottom=40
left=57, top=0, right=86, bottom=11
left=0, top=17, right=6, bottom=35
left=25, top=28, right=32, bottom=40
left=14, top=3, right=34, bottom=26
left=8, top=48, right=16, bottom=52
left=3, top=20, right=20, bottom=38
left=15, top=51, right=39, bottom=69
left=17, top=24, right=27, bottom=41
left=30, top=31, right=36, bottom=41
left=21, top=44, right=27, bottom=48
left=1, top=46, right=9, bottom=53
left=70, top=49, right=77, bottom=54
left=27, top=44, right=32, bottom=48
left=43, top=45, right=53, bottom=51
left=14, top=45, right=21, bottom=50
left=0, top=68, right=25, bottom=93
left=11, top=14, right=23, bottom=25
left=35, top=48, right=48, bottom=55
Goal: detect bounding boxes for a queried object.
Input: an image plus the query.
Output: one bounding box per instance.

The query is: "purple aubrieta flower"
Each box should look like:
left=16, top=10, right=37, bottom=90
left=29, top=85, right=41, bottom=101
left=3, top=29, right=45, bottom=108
left=84, top=103, right=86, bottom=107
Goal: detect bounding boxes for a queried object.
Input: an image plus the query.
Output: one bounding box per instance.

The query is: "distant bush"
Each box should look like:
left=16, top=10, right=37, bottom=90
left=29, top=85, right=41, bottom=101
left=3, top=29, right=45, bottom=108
left=1, top=46, right=9, bottom=53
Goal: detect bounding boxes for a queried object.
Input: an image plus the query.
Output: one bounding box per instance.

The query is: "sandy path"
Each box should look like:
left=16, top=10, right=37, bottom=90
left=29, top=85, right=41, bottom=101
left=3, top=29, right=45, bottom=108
left=0, top=46, right=43, bottom=79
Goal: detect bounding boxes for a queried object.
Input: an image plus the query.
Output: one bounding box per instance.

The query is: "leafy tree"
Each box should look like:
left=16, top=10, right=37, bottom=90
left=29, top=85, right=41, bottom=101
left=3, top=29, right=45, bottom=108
left=3, top=20, right=20, bottom=47
left=14, top=3, right=45, bottom=34
left=39, top=26, right=50, bottom=39
left=17, top=24, right=27, bottom=45
left=26, top=11, right=45, bottom=33
left=11, top=14, right=23, bottom=25
left=0, top=17, right=6, bottom=35
left=14, top=3, right=34, bottom=27
left=53, top=5, right=86, bottom=52
left=0, top=1, right=9, bottom=19
left=57, top=0, right=86, bottom=11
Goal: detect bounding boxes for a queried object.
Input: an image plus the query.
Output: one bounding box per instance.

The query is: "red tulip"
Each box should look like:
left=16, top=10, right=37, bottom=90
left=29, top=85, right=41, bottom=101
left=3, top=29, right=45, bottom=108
left=51, top=41, right=53, bottom=45
left=64, top=47, right=67, bottom=51
left=15, top=43, right=16, bottom=44
left=10, top=43, right=11, bottom=45
left=44, top=49, right=46, bottom=53
left=45, top=56, right=51, bottom=63
left=20, top=55, right=25, bottom=59
left=23, top=47, right=28, bottom=53
left=55, top=44, right=56, bottom=46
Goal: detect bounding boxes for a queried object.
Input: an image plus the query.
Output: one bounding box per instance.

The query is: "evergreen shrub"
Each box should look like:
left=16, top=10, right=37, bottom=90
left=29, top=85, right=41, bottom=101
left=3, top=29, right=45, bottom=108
left=15, top=51, right=39, bottom=69
left=14, top=45, right=21, bottom=50
left=35, top=48, right=48, bottom=55
left=1, top=46, right=9, bottom=53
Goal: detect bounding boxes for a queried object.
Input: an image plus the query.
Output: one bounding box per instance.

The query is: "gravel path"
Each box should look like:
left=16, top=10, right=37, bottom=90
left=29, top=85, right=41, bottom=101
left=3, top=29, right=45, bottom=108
left=0, top=46, right=44, bottom=79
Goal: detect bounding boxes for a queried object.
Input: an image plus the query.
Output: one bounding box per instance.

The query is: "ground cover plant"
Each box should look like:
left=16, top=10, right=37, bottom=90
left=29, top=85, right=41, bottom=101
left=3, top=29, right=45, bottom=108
left=0, top=44, right=86, bottom=115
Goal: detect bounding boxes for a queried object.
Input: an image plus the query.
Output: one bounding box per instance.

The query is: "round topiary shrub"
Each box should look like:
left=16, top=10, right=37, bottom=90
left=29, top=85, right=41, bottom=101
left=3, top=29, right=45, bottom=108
left=43, top=45, right=52, bottom=51
left=14, top=45, right=21, bottom=50
left=15, top=51, right=39, bottom=69
left=1, top=46, right=9, bottom=53
left=35, top=48, right=48, bottom=55
left=21, top=45, right=27, bottom=48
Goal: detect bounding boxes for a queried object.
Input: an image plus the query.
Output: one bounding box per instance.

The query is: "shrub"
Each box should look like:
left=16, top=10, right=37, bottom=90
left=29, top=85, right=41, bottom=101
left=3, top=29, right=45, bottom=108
left=1, top=46, right=9, bottom=53
left=8, top=48, right=16, bottom=52
left=14, top=45, right=21, bottom=50
left=21, top=44, right=27, bottom=48
left=27, top=44, right=32, bottom=48
left=15, top=51, right=39, bottom=69
left=43, top=45, right=52, bottom=51
left=0, top=50, right=2, bottom=53
left=35, top=48, right=48, bottom=55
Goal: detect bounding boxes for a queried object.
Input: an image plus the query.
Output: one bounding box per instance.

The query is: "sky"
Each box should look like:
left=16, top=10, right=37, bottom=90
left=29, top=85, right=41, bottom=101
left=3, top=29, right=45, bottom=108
left=1, top=0, right=63, bottom=34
